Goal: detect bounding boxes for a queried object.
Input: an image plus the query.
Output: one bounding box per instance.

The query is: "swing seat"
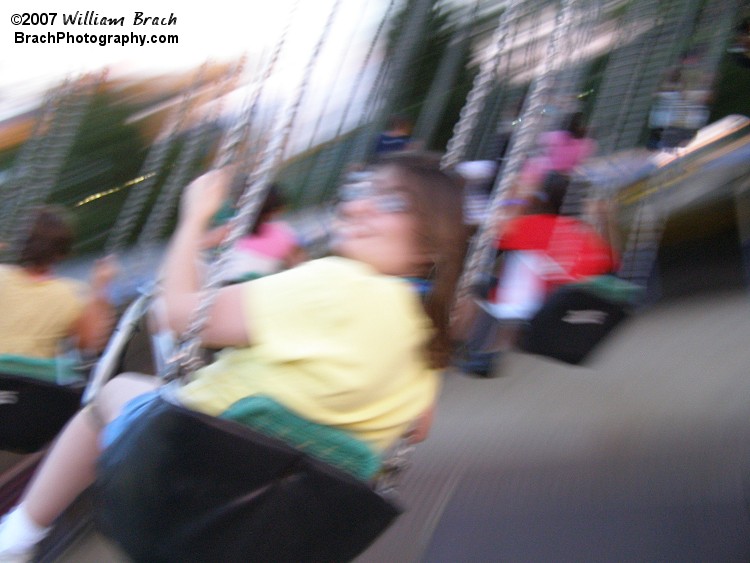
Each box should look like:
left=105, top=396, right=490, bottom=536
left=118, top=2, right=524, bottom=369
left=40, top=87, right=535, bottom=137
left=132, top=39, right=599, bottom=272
left=94, top=394, right=400, bottom=563
left=519, top=275, right=642, bottom=365
left=480, top=251, right=553, bottom=322
left=0, top=356, right=85, bottom=452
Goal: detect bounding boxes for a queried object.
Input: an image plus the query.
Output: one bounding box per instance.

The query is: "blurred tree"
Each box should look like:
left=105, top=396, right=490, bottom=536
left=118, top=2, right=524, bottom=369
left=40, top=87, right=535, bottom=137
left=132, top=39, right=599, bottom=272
left=384, top=0, right=477, bottom=151
left=49, top=91, right=148, bottom=252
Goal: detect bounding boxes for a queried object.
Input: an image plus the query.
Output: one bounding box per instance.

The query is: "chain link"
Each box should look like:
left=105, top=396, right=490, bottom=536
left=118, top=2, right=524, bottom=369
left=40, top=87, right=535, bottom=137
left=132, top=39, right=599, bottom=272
left=0, top=84, right=65, bottom=256
left=4, top=72, right=104, bottom=262
left=455, top=0, right=578, bottom=301
left=441, top=1, right=529, bottom=171
left=164, top=0, right=343, bottom=382
left=104, top=64, right=210, bottom=256
left=306, top=0, right=398, bottom=205
left=135, top=63, right=245, bottom=256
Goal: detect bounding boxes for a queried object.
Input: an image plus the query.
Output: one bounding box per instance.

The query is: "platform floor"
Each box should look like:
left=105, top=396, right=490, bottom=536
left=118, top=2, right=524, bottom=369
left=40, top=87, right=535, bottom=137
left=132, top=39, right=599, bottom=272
left=10, top=219, right=748, bottom=562
left=38, top=282, right=749, bottom=562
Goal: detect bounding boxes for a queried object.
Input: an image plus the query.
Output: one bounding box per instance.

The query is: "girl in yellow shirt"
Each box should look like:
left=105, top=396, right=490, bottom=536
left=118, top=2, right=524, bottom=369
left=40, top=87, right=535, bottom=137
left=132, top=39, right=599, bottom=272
left=0, top=152, right=468, bottom=559
left=0, top=207, right=116, bottom=360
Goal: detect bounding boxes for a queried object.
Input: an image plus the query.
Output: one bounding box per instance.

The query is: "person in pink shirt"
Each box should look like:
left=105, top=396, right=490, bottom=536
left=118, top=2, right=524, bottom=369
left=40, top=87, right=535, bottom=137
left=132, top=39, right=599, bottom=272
left=204, top=183, right=303, bottom=283
left=517, top=112, right=597, bottom=197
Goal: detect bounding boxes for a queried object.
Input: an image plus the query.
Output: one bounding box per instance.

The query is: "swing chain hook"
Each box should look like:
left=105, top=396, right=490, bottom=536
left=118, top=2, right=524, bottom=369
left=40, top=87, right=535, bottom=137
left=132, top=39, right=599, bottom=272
left=374, top=438, right=416, bottom=497
left=162, top=337, right=206, bottom=383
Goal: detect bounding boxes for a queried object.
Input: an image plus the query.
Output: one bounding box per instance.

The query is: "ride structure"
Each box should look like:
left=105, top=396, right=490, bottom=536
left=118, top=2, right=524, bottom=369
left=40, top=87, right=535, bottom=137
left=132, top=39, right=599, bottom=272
left=88, top=2, right=413, bottom=561
left=0, top=0, right=748, bottom=560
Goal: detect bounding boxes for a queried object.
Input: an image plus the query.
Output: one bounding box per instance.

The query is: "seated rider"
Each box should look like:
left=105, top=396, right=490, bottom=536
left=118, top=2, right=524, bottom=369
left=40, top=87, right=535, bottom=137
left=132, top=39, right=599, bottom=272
left=516, top=112, right=597, bottom=200
left=0, top=152, right=469, bottom=559
left=456, top=173, right=617, bottom=376
left=203, top=183, right=303, bottom=283
left=0, top=206, right=117, bottom=361
left=374, top=114, right=414, bottom=157
left=491, top=173, right=618, bottom=320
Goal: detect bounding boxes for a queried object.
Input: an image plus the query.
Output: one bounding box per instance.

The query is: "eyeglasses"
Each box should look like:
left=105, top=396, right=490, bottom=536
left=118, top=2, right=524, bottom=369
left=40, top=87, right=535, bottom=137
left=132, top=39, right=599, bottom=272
left=337, top=181, right=411, bottom=213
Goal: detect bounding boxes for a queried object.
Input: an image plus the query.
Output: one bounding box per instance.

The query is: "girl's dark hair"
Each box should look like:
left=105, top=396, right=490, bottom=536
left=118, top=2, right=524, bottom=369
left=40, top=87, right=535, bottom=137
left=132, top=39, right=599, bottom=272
left=385, top=114, right=413, bottom=132
left=565, top=111, right=588, bottom=139
left=19, top=206, right=75, bottom=268
left=376, top=152, right=468, bottom=369
left=225, top=171, right=287, bottom=235
left=250, top=183, right=287, bottom=235
left=530, top=172, right=570, bottom=215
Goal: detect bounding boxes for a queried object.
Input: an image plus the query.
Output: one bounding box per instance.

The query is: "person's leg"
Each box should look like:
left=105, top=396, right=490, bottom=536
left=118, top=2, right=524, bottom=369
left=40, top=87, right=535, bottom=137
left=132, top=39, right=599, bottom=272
left=452, top=301, right=504, bottom=377
left=23, top=374, right=157, bottom=523
left=20, top=409, right=101, bottom=527
left=0, top=374, right=158, bottom=555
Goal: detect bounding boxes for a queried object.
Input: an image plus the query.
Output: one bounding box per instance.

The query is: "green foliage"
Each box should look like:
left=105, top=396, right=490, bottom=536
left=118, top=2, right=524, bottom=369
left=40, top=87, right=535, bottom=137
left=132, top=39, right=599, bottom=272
left=53, top=93, right=147, bottom=252
left=0, top=87, right=224, bottom=255
left=710, top=54, right=750, bottom=121
left=3, top=0, right=747, bottom=246
left=54, top=94, right=144, bottom=204
left=386, top=0, right=455, bottom=117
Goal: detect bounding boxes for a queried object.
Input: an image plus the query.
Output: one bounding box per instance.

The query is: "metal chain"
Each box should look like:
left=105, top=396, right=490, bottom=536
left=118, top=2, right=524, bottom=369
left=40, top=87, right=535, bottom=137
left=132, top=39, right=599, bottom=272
left=295, top=4, right=370, bottom=197
left=134, top=121, right=209, bottom=250
left=590, top=0, right=704, bottom=155
left=455, top=0, right=578, bottom=299
left=104, top=64, right=210, bottom=255
left=215, top=0, right=302, bottom=169
left=135, top=63, right=245, bottom=252
left=318, top=0, right=398, bottom=199
left=550, top=0, right=601, bottom=129
left=696, top=0, right=739, bottom=81
left=343, top=55, right=392, bottom=170
left=374, top=436, right=416, bottom=497
left=4, top=72, right=104, bottom=262
left=165, top=0, right=344, bottom=381
left=588, top=0, right=655, bottom=155
left=549, top=0, right=603, bottom=219
left=473, top=5, right=527, bottom=163
left=617, top=0, right=703, bottom=151
left=0, top=84, right=66, bottom=256
left=207, top=0, right=301, bottom=207
left=549, top=0, right=602, bottom=217
left=459, top=0, right=670, bottom=293
left=304, top=0, right=398, bottom=206
left=617, top=196, right=664, bottom=288
left=1, top=80, right=78, bottom=251
left=519, top=0, right=605, bottom=275
left=614, top=141, right=700, bottom=288
left=413, top=0, right=481, bottom=152
left=441, top=1, right=529, bottom=171
left=85, top=11, right=298, bottom=399
left=351, top=0, right=435, bottom=167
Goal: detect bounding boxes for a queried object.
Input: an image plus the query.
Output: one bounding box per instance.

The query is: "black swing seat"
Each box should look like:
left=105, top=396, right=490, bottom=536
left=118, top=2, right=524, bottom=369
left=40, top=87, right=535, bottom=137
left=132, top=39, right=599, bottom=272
left=0, top=356, right=86, bottom=453
left=94, top=394, right=401, bottom=563
left=519, top=275, right=643, bottom=365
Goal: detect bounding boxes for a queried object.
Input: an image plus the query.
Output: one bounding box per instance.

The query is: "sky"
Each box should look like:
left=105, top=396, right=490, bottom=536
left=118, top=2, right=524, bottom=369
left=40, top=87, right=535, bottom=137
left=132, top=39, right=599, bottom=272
left=1, top=0, right=392, bottom=126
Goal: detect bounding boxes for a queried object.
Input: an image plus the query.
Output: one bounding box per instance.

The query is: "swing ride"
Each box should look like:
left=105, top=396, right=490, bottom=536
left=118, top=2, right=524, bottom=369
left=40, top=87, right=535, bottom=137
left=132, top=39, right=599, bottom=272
left=2, top=0, right=750, bottom=560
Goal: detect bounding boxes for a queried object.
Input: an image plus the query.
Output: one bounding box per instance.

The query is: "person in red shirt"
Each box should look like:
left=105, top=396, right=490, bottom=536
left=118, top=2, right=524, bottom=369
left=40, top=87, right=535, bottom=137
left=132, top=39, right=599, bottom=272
left=456, top=173, right=618, bottom=377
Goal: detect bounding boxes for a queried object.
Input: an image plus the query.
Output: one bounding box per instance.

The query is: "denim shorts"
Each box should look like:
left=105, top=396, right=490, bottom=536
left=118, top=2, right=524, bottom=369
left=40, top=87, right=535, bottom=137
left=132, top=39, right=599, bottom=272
left=101, top=390, right=161, bottom=449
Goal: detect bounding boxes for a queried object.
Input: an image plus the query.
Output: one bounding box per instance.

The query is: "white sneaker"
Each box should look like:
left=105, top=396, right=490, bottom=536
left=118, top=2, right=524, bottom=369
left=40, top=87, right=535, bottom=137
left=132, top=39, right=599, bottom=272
left=0, top=507, right=45, bottom=563
left=0, top=546, right=34, bottom=563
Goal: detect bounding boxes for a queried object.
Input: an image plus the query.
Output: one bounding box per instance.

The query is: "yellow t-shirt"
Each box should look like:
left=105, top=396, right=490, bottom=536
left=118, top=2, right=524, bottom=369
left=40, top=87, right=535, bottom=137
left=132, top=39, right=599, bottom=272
left=0, top=266, right=86, bottom=358
left=178, top=256, right=440, bottom=452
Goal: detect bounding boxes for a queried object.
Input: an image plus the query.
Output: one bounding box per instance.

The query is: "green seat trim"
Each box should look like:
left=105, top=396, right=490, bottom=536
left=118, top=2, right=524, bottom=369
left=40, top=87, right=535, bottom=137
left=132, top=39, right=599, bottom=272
left=0, top=354, right=80, bottom=383
left=567, top=274, right=644, bottom=305
left=220, top=396, right=382, bottom=481
left=226, top=271, right=265, bottom=284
